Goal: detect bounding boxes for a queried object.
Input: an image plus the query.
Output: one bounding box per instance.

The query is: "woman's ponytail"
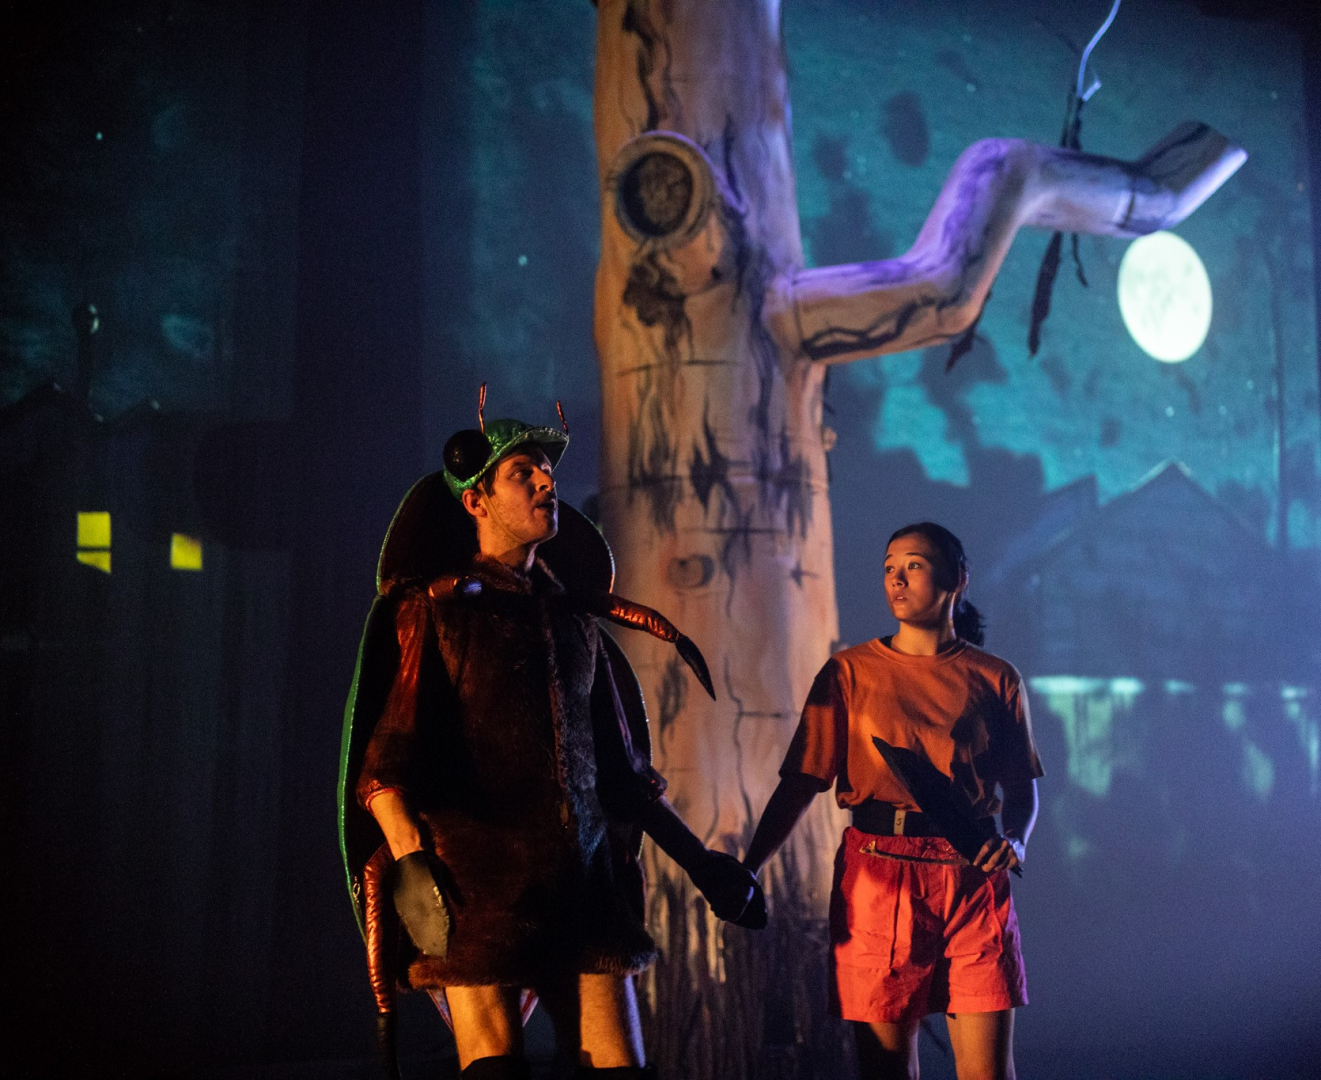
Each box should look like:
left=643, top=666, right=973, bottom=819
left=953, top=599, right=985, bottom=646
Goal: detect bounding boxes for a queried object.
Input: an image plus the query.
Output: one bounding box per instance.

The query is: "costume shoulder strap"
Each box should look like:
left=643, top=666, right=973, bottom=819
left=598, top=627, right=653, bottom=767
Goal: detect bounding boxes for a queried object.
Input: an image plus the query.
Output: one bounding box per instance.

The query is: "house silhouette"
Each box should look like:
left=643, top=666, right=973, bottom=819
left=985, top=460, right=1311, bottom=683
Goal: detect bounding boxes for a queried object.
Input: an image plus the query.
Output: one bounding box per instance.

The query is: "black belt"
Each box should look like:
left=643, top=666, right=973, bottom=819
left=851, top=801, right=993, bottom=839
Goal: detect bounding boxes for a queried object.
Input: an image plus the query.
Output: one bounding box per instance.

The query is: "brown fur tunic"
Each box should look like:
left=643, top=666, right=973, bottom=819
left=356, top=555, right=661, bottom=988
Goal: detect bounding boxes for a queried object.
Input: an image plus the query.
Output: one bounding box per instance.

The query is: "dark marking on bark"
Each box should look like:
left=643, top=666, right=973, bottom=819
left=801, top=293, right=939, bottom=362
left=623, top=254, right=690, bottom=355
left=801, top=146, right=1009, bottom=361
left=946, top=287, right=990, bottom=372
left=712, top=120, right=812, bottom=547
left=621, top=251, right=691, bottom=534
left=740, top=255, right=778, bottom=451
left=666, top=554, right=715, bottom=591
left=754, top=427, right=811, bottom=539
left=616, top=90, right=708, bottom=537
left=657, top=651, right=686, bottom=739
left=1141, top=123, right=1211, bottom=184
left=723, top=658, right=792, bottom=826
left=720, top=140, right=753, bottom=303
left=689, top=401, right=737, bottom=515
left=722, top=659, right=757, bottom=830
left=626, top=374, right=681, bottom=532
left=721, top=114, right=744, bottom=207
left=788, top=560, right=820, bottom=589
left=621, top=1, right=679, bottom=133
left=1119, top=125, right=1209, bottom=235
left=708, top=508, right=760, bottom=615
left=713, top=118, right=776, bottom=460
left=618, top=357, right=736, bottom=376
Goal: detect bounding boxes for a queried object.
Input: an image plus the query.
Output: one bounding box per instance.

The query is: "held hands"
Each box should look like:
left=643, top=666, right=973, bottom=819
left=688, top=850, right=768, bottom=929
left=391, top=850, right=453, bottom=958
left=973, top=833, right=1025, bottom=874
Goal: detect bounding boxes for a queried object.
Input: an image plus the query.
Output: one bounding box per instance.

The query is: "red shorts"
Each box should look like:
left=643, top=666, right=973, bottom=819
left=829, top=827, right=1028, bottom=1024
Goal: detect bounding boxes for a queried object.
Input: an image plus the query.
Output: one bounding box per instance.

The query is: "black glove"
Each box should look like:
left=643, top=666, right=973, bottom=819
left=391, top=850, right=452, bottom=958
left=688, top=850, right=767, bottom=929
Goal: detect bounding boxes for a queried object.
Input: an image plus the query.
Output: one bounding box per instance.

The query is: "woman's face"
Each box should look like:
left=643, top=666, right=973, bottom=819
left=883, top=533, right=956, bottom=629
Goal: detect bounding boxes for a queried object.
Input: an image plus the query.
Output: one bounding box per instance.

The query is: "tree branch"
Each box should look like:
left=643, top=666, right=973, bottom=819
left=773, top=123, right=1245, bottom=365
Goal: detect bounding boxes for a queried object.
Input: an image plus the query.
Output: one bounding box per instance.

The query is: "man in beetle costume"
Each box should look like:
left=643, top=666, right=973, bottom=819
left=339, top=393, right=764, bottom=1080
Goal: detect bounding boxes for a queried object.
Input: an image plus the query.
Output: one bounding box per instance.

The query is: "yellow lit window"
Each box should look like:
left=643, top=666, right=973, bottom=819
left=170, top=533, right=204, bottom=571
left=77, top=511, right=110, bottom=548
left=76, top=512, right=111, bottom=573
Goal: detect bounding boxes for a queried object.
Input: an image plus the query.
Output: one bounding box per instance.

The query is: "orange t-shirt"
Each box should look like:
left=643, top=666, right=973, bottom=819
left=780, top=639, right=1043, bottom=817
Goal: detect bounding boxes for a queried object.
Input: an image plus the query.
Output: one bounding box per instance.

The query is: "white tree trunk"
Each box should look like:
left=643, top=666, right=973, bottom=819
left=594, top=0, right=846, bottom=910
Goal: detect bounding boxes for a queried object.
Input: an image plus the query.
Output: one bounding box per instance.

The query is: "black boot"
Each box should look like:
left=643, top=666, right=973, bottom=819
left=374, top=1012, right=400, bottom=1080
left=461, top=1055, right=533, bottom=1080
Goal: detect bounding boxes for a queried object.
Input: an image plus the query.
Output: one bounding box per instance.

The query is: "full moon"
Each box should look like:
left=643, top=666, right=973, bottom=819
left=1117, top=231, right=1213, bottom=363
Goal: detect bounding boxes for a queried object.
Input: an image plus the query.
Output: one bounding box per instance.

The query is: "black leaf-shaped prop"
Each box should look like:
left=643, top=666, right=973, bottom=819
left=871, top=736, right=1021, bottom=877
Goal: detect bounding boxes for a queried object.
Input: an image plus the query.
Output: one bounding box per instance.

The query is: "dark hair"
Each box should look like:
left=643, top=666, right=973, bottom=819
left=887, top=521, right=986, bottom=646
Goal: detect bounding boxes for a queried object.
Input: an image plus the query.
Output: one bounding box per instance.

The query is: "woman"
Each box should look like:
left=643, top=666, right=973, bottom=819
left=744, top=522, right=1042, bottom=1080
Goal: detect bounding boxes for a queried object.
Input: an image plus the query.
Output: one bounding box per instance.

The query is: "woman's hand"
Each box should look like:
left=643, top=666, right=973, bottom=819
left=690, top=850, right=768, bottom=928
left=973, top=834, right=1025, bottom=873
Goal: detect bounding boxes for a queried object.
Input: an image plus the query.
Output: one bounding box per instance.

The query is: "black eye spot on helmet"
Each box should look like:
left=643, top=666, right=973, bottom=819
left=443, top=429, right=492, bottom=483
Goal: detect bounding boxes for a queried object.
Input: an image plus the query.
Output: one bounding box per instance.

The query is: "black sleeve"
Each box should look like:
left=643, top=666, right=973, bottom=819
left=589, top=638, right=667, bottom=820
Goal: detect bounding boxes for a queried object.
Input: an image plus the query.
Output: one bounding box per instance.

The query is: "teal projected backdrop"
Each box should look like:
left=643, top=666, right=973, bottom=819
left=791, top=1, right=1317, bottom=534
left=0, top=7, right=256, bottom=415
left=1, top=0, right=1317, bottom=1074
left=430, top=0, right=1318, bottom=550
left=422, top=2, right=1320, bottom=1071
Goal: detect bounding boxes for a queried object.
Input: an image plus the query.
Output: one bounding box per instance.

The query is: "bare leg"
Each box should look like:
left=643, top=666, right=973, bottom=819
left=854, top=1018, right=921, bottom=1080
left=578, top=973, right=644, bottom=1068
left=446, top=984, right=524, bottom=1070
left=945, top=1009, right=1015, bottom=1080
left=539, top=972, right=645, bottom=1069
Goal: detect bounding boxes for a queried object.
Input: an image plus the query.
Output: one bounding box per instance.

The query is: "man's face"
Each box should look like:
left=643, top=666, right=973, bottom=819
left=467, top=445, right=558, bottom=554
left=883, top=533, right=955, bottom=629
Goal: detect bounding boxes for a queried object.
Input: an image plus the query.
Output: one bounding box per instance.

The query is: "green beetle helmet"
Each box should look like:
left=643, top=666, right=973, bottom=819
left=442, top=387, right=569, bottom=500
